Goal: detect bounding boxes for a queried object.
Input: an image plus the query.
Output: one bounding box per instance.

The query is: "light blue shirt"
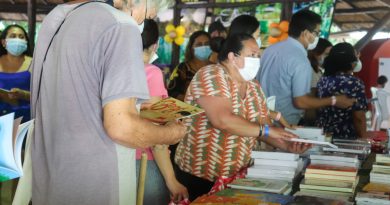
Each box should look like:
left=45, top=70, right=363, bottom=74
left=256, top=37, right=312, bottom=125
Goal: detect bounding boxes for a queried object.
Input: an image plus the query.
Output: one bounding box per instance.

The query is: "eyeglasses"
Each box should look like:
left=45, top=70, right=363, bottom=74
left=311, top=30, right=321, bottom=37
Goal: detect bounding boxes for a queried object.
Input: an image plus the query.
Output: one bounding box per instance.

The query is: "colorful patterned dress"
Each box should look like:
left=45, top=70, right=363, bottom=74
left=317, top=73, right=368, bottom=139
left=175, top=64, right=270, bottom=182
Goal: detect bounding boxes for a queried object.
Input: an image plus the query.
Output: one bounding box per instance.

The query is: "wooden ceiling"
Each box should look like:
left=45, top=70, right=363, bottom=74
left=0, top=0, right=389, bottom=34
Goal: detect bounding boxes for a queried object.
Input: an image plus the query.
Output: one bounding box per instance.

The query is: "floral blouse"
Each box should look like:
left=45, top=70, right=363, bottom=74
left=316, top=73, right=368, bottom=139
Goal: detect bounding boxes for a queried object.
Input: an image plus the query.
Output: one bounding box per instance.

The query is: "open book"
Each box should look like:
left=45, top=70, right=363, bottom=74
left=0, top=113, right=34, bottom=182
left=140, top=97, right=204, bottom=123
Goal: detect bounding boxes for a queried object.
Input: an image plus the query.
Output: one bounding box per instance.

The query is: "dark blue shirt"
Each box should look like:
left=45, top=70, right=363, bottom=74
left=317, top=74, right=367, bottom=139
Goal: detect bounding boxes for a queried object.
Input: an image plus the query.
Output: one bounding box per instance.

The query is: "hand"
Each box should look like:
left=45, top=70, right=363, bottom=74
left=166, top=179, right=189, bottom=203
left=164, top=121, right=187, bottom=145
left=8, top=88, right=29, bottom=100
left=335, top=95, right=355, bottom=109
left=278, top=115, right=297, bottom=130
left=286, top=141, right=312, bottom=154
left=268, top=127, right=298, bottom=140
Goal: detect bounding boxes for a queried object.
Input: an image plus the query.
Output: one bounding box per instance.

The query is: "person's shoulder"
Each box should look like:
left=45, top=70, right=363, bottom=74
left=145, top=64, right=163, bottom=75
left=83, top=3, right=137, bottom=25
left=198, top=64, right=224, bottom=76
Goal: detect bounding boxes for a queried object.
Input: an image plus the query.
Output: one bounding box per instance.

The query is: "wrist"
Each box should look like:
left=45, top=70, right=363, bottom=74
left=331, top=96, right=337, bottom=106
left=258, top=125, right=263, bottom=138
left=264, top=125, right=270, bottom=138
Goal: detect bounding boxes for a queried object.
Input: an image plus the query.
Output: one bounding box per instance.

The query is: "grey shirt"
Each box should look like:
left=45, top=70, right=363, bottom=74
left=257, top=37, right=311, bottom=125
left=30, top=3, right=149, bottom=205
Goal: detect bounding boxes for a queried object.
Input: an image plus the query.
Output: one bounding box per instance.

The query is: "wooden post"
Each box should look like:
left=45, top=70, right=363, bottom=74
left=354, top=11, right=390, bottom=52
left=280, top=0, right=293, bottom=21
left=136, top=152, right=148, bottom=205
left=27, top=0, right=36, bottom=52
left=171, top=0, right=182, bottom=68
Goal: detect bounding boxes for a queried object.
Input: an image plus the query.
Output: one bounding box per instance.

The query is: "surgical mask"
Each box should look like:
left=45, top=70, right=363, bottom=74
left=256, top=38, right=262, bottom=48
left=237, top=57, right=261, bottom=81
left=307, top=36, right=319, bottom=50
left=6, top=38, right=27, bottom=56
left=353, top=60, right=362, bottom=72
left=194, top=46, right=212, bottom=61
left=149, top=52, right=159, bottom=64
left=138, top=21, right=145, bottom=33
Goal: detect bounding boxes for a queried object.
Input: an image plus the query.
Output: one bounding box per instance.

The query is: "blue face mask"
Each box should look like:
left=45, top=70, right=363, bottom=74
left=6, top=38, right=27, bottom=56
left=194, top=46, right=212, bottom=61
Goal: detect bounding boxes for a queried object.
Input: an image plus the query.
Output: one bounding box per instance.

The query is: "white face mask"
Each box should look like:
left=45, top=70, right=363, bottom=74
left=353, top=60, right=362, bottom=72
left=149, top=52, right=159, bottom=64
left=138, top=21, right=145, bottom=33
left=307, top=36, right=319, bottom=50
left=236, top=57, right=261, bottom=81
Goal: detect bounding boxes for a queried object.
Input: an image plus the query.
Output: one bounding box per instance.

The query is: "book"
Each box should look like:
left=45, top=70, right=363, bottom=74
left=0, top=113, right=34, bottom=182
left=363, top=183, right=390, bottom=193
left=0, top=88, right=18, bottom=106
left=290, top=195, right=351, bottom=205
left=304, top=173, right=356, bottom=182
left=306, top=164, right=357, bottom=177
left=309, top=152, right=359, bottom=163
left=254, top=158, right=302, bottom=168
left=377, top=154, right=390, bottom=163
left=300, top=179, right=354, bottom=192
left=297, top=189, right=353, bottom=198
left=251, top=150, right=299, bottom=161
left=285, top=127, right=324, bottom=141
left=304, top=178, right=355, bottom=188
left=140, top=97, right=204, bottom=123
left=227, top=178, right=289, bottom=193
left=191, top=194, right=271, bottom=205
left=215, top=189, right=294, bottom=205
left=287, top=138, right=338, bottom=148
left=356, top=192, right=390, bottom=205
left=310, top=159, right=360, bottom=168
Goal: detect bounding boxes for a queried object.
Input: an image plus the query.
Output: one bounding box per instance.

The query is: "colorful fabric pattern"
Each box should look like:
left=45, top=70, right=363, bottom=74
left=175, top=64, right=269, bottom=182
left=317, top=74, right=368, bottom=139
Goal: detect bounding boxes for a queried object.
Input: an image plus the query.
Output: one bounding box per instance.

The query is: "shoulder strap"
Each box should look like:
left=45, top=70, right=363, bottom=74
left=34, top=1, right=103, bottom=113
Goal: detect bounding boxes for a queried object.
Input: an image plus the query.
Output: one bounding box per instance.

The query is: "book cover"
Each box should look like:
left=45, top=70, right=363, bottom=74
left=363, top=183, right=390, bottom=193
left=310, top=153, right=359, bottom=163
left=215, top=189, right=294, bottom=205
left=0, top=114, right=34, bottom=182
left=287, top=138, right=338, bottom=148
left=310, top=159, right=360, bottom=168
left=140, top=97, right=204, bottom=123
left=300, top=180, right=354, bottom=193
left=228, top=178, right=289, bottom=193
left=306, top=164, right=357, bottom=176
left=254, top=158, right=302, bottom=168
left=304, top=178, right=355, bottom=188
left=191, top=194, right=279, bottom=205
left=304, top=173, right=356, bottom=182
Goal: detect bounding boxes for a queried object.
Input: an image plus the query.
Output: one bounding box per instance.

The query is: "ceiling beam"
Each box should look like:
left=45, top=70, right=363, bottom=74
left=0, top=3, right=55, bottom=14
left=335, top=7, right=389, bottom=15
left=176, top=0, right=314, bottom=9
left=355, top=11, right=390, bottom=51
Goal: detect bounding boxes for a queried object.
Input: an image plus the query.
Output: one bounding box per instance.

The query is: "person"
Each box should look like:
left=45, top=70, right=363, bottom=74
left=377, top=75, right=390, bottom=122
left=303, top=38, right=332, bottom=125
left=168, top=30, right=211, bottom=101
left=174, top=33, right=311, bottom=201
left=228, top=14, right=261, bottom=48
left=208, top=20, right=227, bottom=38
left=30, top=1, right=185, bottom=205
left=257, top=10, right=355, bottom=125
left=209, top=36, right=224, bottom=64
left=228, top=14, right=295, bottom=129
left=317, top=42, right=368, bottom=139
left=0, top=24, right=32, bottom=122
left=136, top=19, right=188, bottom=204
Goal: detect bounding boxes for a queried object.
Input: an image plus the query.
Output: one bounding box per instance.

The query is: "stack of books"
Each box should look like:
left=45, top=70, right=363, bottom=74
left=355, top=154, right=390, bottom=205
left=323, top=139, right=371, bottom=158
left=247, top=151, right=305, bottom=194
left=296, top=153, right=359, bottom=202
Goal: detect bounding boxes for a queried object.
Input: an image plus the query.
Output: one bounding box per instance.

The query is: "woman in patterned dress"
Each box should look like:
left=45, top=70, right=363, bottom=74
left=174, top=33, right=311, bottom=201
left=317, top=42, right=367, bottom=139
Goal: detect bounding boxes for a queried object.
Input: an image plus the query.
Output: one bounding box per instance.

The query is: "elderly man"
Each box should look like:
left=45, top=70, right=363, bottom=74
left=30, top=0, right=185, bottom=204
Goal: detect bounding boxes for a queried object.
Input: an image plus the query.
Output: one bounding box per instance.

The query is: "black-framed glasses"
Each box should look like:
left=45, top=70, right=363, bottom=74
left=311, top=30, right=321, bottom=37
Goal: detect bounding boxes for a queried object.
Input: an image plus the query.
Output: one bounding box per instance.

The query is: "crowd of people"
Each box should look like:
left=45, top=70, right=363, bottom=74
left=0, top=0, right=379, bottom=204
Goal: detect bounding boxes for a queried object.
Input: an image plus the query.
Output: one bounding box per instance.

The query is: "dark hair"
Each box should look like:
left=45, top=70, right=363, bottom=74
left=323, top=42, right=358, bottom=76
left=378, top=75, right=388, bottom=85
left=218, top=33, right=254, bottom=62
left=0, top=24, right=31, bottom=56
left=308, top=38, right=332, bottom=73
left=208, top=20, right=226, bottom=35
left=228, top=15, right=259, bottom=37
left=141, top=19, right=159, bottom=50
left=210, top=37, right=225, bottom=53
left=288, top=10, right=322, bottom=38
left=184, top=30, right=210, bottom=62
left=176, top=111, right=191, bottom=116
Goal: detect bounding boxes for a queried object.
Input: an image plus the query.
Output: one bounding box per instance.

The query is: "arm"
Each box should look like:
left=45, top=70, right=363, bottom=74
left=353, top=110, right=367, bottom=139
left=8, top=88, right=30, bottom=101
left=294, top=94, right=355, bottom=110
left=269, top=111, right=296, bottom=129
left=152, top=145, right=188, bottom=201
left=103, top=97, right=186, bottom=148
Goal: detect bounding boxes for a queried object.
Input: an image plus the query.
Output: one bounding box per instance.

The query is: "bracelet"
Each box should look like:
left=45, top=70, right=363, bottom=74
left=258, top=125, right=263, bottom=138
left=275, top=112, right=281, bottom=121
left=331, top=96, right=337, bottom=106
left=264, top=124, right=270, bottom=138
